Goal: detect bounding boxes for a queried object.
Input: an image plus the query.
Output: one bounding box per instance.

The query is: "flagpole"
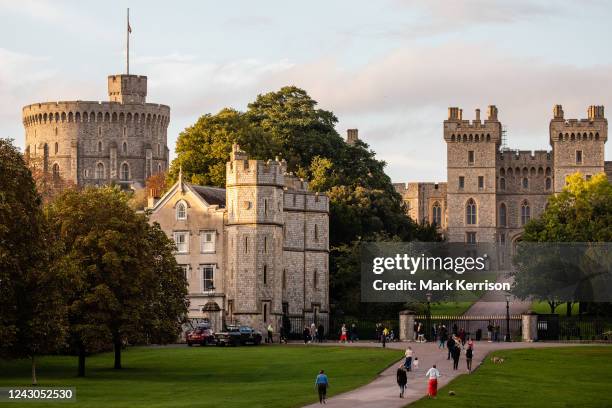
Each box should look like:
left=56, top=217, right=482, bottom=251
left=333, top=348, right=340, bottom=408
left=126, top=8, right=130, bottom=75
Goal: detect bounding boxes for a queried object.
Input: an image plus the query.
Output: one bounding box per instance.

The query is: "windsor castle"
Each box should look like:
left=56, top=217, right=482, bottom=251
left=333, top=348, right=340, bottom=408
left=394, top=105, right=611, bottom=244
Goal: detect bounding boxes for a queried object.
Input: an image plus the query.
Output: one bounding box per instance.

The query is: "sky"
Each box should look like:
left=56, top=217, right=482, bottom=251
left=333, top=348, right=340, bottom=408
left=2, top=0, right=612, bottom=182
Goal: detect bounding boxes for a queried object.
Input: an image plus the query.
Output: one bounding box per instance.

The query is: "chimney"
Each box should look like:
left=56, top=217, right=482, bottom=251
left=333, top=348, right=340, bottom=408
left=475, top=108, right=481, bottom=122
left=346, top=129, right=359, bottom=145
left=147, top=188, right=160, bottom=208
left=487, top=105, right=498, bottom=121
left=588, top=105, right=604, bottom=120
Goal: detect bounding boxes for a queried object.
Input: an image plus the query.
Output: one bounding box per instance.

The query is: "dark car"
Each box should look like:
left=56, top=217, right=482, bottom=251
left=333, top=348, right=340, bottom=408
left=186, top=325, right=216, bottom=346
left=215, top=325, right=262, bottom=346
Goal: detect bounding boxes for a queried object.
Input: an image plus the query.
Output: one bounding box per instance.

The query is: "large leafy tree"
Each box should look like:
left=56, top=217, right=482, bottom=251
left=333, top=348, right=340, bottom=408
left=46, top=187, right=187, bottom=376
left=0, top=138, right=66, bottom=385
left=512, top=173, right=612, bottom=314
left=167, top=86, right=439, bottom=317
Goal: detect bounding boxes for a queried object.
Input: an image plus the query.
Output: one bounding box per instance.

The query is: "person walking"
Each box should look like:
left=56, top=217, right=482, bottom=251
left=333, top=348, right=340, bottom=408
left=267, top=324, right=274, bottom=344
left=311, top=323, right=317, bottom=341
left=452, top=343, right=461, bottom=370
left=315, top=370, right=329, bottom=404
left=396, top=365, right=408, bottom=398
left=425, top=364, right=441, bottom=399
left=466, top=346, right=473, bottom=372
left=317, top=323, right=325, bottom=343
left=487, top=321, right=494, bottom=342
left=303, top=326, right=311, bottom=344
left=382, top=326, right=389, bottom=348
left=446, top=336, right=455, bottom=360
left=404, top=346, right=413, bottom=371
left=438, top=325, right=447, bottom=349
left=339, top=324, right=348, bottom=343
left=416, top=323, right=424, bottom=343
left=350, top=323, right=358, bottom=342
left=458, top=327, right=466, bottom=346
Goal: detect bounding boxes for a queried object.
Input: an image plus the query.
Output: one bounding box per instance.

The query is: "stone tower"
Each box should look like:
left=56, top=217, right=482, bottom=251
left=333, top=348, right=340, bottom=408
left=22, top=73, right=169, bottom=189
left=224, top=145, right=286, bottom=331
left=444, top=106, right=502, bottom=243
left=550, top=105, right=607, bottom=192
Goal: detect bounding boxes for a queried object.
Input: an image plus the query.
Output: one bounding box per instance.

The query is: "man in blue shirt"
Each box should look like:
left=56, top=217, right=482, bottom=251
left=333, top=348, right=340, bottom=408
left=315, top=370, right=329, bottom=404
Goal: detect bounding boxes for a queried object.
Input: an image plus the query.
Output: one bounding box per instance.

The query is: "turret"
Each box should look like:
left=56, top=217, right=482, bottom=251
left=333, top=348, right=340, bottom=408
left=108, top=74, right=147, bottom=103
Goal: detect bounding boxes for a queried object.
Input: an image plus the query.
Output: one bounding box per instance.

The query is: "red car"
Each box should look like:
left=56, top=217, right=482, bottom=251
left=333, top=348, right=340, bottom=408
left=186, top=325, right=215, bottom=346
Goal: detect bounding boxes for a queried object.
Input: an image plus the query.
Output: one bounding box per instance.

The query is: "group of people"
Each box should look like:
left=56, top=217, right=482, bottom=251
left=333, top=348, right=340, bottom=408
left=338, top=323, right=359, bottom=343
left=303, top=322, right=325, bottom=344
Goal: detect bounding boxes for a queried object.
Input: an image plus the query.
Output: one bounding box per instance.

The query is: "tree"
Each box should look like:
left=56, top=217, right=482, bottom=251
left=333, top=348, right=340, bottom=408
left=46, top=187, right=158, bottom=374
left=27, top=155, right=75, bottom=204
left=0, top=138, right=67, bottom=385
left=168, top=87, right=440, bottom=318
left=512, top=173, right=612, bottom=314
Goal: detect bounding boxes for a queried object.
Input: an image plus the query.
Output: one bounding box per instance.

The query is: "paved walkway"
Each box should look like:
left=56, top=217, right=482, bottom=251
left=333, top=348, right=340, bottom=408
left=300, top=340, right=595, bottom=408
left=463, top=274, right=531, bottom=316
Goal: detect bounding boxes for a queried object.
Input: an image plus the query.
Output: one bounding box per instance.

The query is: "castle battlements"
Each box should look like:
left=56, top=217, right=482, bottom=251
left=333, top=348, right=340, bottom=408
left=444, top=106, right=502, bottom=142
left=498, top=149, right=552, bottom=163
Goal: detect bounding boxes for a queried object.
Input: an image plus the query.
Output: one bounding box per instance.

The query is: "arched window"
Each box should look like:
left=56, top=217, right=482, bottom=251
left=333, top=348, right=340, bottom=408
left=521, top=200, right=531, bottom=225
left=466, top=198, right=477, bottom=225
left=545, top=177, right=552, bottom=190
left=499, top=203, right=507, bottom=227
left=52, top=163, right=60, bottom=179
left=120, top=163, right=129, bottom=180
left=95, top=162, right=104, bottom=179
left=157, top=163, right=162, bottom=174
left=432, top=201, right=442, bottom=226
left=176, top=201, right=187, bottom=220
left=500, top=177, right=506, bottom=190
left=522, top=177, right=529, bottom=189
left=122, top=142, right=127, bottom=154
left=54, top=142, right=59, bottom=155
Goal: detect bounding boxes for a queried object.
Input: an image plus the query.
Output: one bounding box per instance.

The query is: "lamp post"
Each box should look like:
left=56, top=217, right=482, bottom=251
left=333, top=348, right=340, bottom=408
left=505, top=293, right=511, bottom=342
left=426, top=292, right=432, bottom=342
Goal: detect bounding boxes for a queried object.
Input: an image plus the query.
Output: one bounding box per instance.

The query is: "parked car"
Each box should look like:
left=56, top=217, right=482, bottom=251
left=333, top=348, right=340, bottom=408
left=186, top=325, right=216, bottom=346
left=215, top=325, right=262, bottom=346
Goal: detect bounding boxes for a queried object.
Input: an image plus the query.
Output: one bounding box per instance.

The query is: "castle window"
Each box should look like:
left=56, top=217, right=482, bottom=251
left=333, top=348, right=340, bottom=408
left=500, top=177, right=506, bottom=190
left=98, top=141, right=103, bottom=152
left=466, top=198, right=477, bottom=225
left=179, top=265, right=189, bottom=280
left=466, top=232, right=477, bottom=244
left=499, top=233, right=505, bottom=245
left=521, top=201, right=531, bottom=225
left=95, top=162, right=105, bottom=179
left=173, top=231, right=189, bottom=253
left=263, top=265, right=267, bottom=285
left=52, top=163, right=60, bottom=180
left=314, top=269, right=318, bottom=289
left=264, top=198, right=268, bottom=215
left=522, top=178, right=529, bottom=189
left=123, top=126, right=127, bottom=137
left=244, top=236, right=248, bottom=254
left=478, top=176, right=484, bottom=190
left=98, top=127, right=102, bottom=136
left=546, top=167, right=551, bottom=176
left=201, top=264, right=214, bottom=292
left=263, top=303, right=268, bottom=323
left=458, top=176, right=465, bottom=190
left=200, top=230, right=216, bottom=253
left=575, top=150, right=582, bottom=165
left=54, top=142, right=58, bottom=155
left=120, top=163, right=130, bottom=181
left=122, top=142, right=127, bottom=154
left=282, top=269, right=286, bottom=290
left=546, top=177, right=552, bottom=190
left=500, top=168, right=505, bottom=176
left=158, top=163, right=162, bottom=174
left=499, top=203, right=507, bottom=227
left=314, top=224, right=319, bottom=241
left=264, top=236, right=268, bottom=253
left=157, top=144, right=161, bottom=156
left=432, top=202, right=442, bottom=226
left=176, top=202, right=187, bottom=220
left=468, top=150, right=474, bottom=165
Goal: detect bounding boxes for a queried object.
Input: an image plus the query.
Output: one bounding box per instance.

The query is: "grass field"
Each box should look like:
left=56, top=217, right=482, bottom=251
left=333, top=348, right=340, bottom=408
left=429, top=301, right=473, bottom=316
left=0, top=345, right=402, bottom=408
left=408, top=346, right=612, bottom=408
left=530, top=301, right=580, bottom=315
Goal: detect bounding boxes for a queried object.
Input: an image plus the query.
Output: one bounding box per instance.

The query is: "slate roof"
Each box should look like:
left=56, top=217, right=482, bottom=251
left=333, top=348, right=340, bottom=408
left=188, top=184, right=226, bottom=208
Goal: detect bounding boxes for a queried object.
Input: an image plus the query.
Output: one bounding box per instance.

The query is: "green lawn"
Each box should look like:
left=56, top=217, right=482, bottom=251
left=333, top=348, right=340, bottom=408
left=408, top=346, right=612, bottom=408
left=530, top=301, right=580, bottom=315
left=0, top=345, right=402, bottom=408
left=429, top=302, right=473, bottom=316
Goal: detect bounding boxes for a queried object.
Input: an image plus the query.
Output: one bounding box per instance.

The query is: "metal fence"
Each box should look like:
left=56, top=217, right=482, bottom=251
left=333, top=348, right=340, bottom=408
left=539, top=314, right=612, bottom=341
left=414, top=314, right=523, bottom=342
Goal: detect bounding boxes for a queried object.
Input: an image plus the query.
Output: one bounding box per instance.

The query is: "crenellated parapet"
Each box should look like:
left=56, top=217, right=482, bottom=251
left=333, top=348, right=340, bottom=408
left=444, top=106, right=502, bottom=143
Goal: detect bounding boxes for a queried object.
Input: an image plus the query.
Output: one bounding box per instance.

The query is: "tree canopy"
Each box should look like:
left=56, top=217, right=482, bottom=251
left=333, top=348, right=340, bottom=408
left=0, top=138, right=66, bottom=384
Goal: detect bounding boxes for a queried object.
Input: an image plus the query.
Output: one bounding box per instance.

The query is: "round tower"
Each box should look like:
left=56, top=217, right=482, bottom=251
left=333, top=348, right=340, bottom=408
left=22, top=73, right=170, bottom=189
